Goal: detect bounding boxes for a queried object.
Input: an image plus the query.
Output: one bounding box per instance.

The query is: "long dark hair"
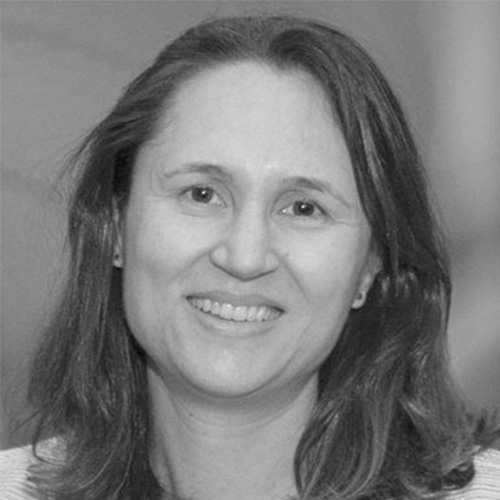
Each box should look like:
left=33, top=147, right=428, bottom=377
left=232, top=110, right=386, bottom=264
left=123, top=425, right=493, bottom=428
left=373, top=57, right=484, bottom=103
left=28, top=15, right=495, bottom=500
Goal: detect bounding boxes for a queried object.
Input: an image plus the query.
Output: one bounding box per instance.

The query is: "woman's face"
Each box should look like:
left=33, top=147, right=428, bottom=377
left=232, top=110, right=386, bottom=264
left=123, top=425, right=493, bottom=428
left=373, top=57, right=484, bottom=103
left=121, top=62, right=376, bottom=404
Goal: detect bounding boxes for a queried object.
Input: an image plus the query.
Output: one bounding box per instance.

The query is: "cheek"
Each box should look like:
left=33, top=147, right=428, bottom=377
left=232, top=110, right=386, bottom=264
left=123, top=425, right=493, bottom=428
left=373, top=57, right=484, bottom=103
left=124, top=205, right=219, bottom=279
left=282, top=233, right=370, bottom=372
left=121, top=208, right=212, bottom=331
left=282, top=230, right=369, bottom=305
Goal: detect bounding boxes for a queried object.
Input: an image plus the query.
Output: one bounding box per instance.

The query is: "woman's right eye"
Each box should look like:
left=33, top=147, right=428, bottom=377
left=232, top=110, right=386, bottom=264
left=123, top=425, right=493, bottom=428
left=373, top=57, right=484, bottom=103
left=181, top=185, right=225, bottom=207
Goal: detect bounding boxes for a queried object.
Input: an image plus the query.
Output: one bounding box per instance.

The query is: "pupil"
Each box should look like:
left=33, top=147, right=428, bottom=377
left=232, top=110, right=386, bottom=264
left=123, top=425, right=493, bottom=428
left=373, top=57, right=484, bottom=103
left=192, top=186, right=212, bottom=202
left=294, top=201, right=314, bottom=216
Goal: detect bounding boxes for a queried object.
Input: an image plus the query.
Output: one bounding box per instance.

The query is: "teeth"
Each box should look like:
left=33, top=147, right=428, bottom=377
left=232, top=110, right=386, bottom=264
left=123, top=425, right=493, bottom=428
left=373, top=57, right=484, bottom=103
left=256, top=306, right=268, bottom=321
left=219, top=303, right=233, bottom=320
left=189, top=298, right=281, bottom=322
left=247, top=306, right=258, bottom=321
left=233, top=306, right=247, bottom=322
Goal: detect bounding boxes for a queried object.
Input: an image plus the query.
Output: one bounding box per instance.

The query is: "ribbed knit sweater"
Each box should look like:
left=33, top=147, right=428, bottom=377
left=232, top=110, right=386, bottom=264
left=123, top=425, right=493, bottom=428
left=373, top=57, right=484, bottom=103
left=1, top=442, right=500, bottom=499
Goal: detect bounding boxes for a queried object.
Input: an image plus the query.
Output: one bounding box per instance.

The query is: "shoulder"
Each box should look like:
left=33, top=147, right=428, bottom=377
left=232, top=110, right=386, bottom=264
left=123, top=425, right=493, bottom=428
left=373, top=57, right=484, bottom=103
left=446, top=447, right=500, bottom=499
left=0, top=438, right=63, bottom=500
left=0, top=443, right=35, bottom=499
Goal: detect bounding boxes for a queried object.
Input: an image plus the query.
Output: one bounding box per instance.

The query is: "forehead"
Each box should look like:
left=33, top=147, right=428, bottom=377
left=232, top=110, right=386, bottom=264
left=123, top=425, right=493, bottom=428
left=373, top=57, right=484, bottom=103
left=166, top=61, right=337, bottom=143
left=141, top=61, right=356, bottom=196
left=175, top=61, right=326, bottom=115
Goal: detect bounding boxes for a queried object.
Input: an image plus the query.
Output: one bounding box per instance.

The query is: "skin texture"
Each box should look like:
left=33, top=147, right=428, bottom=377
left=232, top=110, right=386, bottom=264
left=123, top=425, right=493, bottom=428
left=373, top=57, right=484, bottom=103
left=118, top=62, right=378, bottom=499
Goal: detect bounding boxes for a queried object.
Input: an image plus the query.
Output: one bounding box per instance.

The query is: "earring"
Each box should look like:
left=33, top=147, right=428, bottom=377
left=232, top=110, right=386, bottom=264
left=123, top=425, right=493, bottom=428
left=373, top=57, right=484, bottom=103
left=113, top=251, right=123, bottom=268
left=352, top=290, right=366, bottom=309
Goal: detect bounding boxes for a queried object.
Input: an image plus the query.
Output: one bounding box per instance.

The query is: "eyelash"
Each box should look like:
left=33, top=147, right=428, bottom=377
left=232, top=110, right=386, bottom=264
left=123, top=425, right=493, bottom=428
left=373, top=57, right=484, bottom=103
left=181, top=185, right=226, bottom=206
left=280, top=199, right=326, bottom=220
left=180, top=185, right=327, bottom=221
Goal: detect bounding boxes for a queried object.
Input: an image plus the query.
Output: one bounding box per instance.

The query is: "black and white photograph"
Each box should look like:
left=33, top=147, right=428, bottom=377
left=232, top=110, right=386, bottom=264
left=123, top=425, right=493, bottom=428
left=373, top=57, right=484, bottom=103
left=1, top=2, right=499, bottom=499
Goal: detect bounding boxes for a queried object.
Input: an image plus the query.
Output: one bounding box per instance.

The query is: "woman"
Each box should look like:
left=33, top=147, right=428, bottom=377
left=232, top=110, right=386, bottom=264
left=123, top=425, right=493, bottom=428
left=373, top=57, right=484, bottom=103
left=1, top=14, right=499, bottom=500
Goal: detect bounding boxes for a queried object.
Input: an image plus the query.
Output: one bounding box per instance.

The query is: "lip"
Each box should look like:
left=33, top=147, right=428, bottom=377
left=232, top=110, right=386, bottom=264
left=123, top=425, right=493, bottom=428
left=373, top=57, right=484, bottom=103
left=185, top=291, right=285, bottom=334
left=186, top=291, right=286, bottom=313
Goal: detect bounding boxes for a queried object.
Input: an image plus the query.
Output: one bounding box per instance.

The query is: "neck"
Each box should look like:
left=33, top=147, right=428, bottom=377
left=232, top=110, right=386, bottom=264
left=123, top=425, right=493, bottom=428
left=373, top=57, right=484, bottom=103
left=148, top=369, right=317, bottom=500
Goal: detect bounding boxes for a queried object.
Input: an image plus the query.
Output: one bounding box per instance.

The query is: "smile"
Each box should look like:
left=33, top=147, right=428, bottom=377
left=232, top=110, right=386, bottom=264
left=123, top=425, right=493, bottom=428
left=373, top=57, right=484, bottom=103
left=187, top=297, right=283, bottom=322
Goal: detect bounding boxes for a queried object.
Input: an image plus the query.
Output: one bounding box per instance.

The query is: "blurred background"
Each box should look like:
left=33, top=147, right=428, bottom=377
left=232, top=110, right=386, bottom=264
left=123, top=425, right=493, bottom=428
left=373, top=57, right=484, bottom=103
left=1, top=0, right=499, bottom=449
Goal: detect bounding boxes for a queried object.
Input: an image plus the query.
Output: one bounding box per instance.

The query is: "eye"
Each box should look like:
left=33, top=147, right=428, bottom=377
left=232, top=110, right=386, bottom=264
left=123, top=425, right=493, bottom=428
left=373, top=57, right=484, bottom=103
left=280, top=199, right=325, bottom=219
left=182, top=185, right=225, bottom=206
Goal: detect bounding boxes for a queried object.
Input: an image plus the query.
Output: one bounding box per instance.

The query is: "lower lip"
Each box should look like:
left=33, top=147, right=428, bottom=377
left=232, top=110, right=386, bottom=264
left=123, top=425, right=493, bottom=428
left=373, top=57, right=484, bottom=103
left=186, top=299, right=282, bottom=337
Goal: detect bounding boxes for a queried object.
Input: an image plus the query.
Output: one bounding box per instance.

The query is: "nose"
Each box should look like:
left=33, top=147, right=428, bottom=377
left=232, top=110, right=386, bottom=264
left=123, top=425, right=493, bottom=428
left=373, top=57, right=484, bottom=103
left=209, top=206, right=279, bottom=280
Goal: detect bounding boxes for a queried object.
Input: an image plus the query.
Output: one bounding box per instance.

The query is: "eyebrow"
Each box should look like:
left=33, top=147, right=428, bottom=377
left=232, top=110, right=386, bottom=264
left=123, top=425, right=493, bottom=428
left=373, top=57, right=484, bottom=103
left=161, top=162, right=233, bottom=182
left=161, top=162, right=352, bottom=209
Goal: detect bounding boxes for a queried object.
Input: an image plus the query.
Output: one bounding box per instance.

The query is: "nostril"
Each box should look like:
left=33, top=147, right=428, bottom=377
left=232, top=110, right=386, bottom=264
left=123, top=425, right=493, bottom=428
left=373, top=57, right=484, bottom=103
left=208, top=215, right=279, bottom=279
left=208, top=239, right=279, bottom=280
left=209, top=243, right=230, bottom=269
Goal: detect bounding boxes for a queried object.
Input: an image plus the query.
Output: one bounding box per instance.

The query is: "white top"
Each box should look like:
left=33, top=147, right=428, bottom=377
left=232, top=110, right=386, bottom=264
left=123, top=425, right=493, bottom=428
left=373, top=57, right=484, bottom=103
left=1, top=442, right=500, bottom=499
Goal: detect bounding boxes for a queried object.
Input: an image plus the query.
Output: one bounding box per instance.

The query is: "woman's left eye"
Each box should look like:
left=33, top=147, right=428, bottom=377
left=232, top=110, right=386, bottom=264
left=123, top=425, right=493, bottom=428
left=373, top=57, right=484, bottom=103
left=280, top=199, right=325, bottom=219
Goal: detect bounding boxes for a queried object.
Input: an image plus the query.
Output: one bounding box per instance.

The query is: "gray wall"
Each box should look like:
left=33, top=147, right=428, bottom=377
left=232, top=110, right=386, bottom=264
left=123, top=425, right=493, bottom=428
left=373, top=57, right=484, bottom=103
left=2, top=0, right=499, bottom=448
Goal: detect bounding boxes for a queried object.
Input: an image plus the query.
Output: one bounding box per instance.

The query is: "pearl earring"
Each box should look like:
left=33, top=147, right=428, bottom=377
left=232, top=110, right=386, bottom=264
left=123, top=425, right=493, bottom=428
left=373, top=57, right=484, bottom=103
left=352, top=290, right=366, bottom=309
left=113, top=252, right=122, bottom=268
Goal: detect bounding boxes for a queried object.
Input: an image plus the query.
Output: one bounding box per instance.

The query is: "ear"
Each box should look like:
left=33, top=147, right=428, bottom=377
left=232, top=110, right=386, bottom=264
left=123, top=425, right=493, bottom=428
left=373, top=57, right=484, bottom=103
left=112, top=201, right=124, bottom=269
left=352, top=252, right=380, bottom=309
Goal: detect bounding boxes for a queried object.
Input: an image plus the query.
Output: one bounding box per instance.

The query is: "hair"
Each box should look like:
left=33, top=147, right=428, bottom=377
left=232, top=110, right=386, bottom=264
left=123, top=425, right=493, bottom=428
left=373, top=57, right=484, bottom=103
left=27, top=14, right=497, bottom=500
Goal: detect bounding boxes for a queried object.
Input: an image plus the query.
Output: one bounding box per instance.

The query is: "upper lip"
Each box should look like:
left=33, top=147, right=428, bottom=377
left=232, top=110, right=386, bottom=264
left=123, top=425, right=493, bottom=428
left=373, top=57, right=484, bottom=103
left=186, top=291, right=286, bottom=312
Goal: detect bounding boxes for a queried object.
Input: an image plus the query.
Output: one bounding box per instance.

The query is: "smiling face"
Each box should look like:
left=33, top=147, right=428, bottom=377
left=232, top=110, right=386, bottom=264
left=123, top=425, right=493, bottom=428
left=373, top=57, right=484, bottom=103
left=120, top=62, right=377, bottom=405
